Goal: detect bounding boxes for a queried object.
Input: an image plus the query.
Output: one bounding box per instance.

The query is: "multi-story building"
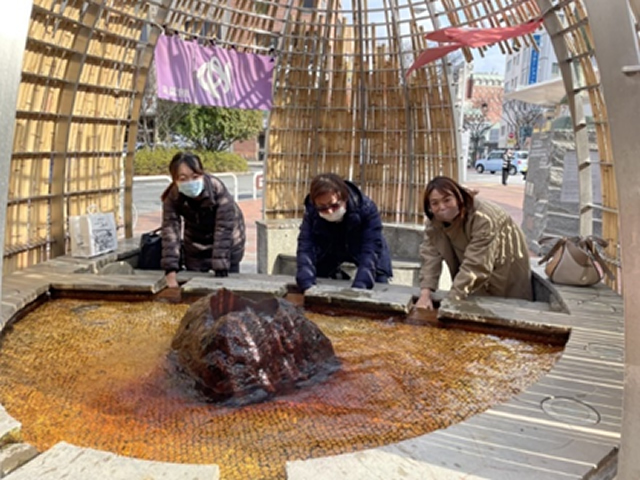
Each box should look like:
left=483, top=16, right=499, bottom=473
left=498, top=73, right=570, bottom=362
left=463, top=72, right=504, bottom=160
left=499, top=26, right=560, bottom=148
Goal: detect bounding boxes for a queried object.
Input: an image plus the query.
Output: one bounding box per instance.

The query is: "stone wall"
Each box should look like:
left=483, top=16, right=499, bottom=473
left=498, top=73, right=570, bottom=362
left=521, top=122, right=602, bottom=255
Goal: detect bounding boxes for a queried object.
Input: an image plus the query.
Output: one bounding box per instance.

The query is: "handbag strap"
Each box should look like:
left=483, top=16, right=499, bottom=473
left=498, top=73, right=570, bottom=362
left=538, top=236, right=567, bottom=265
left=577, top=235, right=615, bottom=280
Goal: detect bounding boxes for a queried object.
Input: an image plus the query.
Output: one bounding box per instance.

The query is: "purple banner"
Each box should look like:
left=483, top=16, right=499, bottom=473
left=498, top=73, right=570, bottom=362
left=154, top=35, right=274, bottom=111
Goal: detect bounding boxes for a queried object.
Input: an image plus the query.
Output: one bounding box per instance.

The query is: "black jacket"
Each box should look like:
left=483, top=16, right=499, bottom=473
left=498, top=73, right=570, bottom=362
left=161, top=175, right=245, bottom=272
left=296, top=181, right=393, bottom=291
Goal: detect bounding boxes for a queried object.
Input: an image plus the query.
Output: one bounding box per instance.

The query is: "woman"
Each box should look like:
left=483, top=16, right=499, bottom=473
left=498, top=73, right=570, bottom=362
left=296, top=173, right=392, bottom=292
left=416, top=176, right=532, bottom=309
left=160, top=152, right=245, bottom=288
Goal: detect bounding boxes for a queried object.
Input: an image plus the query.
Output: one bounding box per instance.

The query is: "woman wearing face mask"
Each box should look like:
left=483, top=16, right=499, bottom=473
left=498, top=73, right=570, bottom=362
left=296, top=173, right=393, bottom=292
left=416, top=176, right=532, bottom=310
left=160, top=152, right=245, bottom=288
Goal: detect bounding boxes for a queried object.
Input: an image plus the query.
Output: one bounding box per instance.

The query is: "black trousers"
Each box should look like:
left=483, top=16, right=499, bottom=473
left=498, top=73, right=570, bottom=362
left=502, top=168, right=510, bottom=185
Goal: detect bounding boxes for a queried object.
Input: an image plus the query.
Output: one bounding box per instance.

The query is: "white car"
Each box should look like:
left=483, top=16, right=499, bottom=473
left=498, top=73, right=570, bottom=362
left=475, top=150, right=529, bottom=175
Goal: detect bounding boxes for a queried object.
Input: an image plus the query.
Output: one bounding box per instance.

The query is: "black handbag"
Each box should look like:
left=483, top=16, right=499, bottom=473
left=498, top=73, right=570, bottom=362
left=138, top=227, right=163, bottom=270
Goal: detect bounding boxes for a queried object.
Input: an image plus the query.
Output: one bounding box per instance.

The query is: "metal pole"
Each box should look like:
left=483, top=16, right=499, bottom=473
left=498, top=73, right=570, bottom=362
left=581, top=1, right=640, bottom=478
left=355, top=0, right=368, bottom=188
left=0, top=1, right=33, bottom=296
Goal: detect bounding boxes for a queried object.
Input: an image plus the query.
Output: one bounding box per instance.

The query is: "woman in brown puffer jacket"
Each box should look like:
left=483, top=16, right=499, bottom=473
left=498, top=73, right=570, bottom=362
left=416, top=176, right=532, bottom=309
left=160, top=152, right=245, bottom=288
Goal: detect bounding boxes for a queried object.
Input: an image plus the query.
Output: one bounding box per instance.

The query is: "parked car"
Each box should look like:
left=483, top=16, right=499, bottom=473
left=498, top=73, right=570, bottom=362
left=475, top=150, right=529, bottom=175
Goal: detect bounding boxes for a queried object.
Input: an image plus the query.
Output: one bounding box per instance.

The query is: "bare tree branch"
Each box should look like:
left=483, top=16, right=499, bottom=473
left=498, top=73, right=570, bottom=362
left=501, top=99, right=545, bottom=148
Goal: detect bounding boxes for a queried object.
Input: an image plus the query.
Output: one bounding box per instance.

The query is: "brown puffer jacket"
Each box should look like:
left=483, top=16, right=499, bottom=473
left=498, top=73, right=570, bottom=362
left=160, top=174, right=245, bottom=273
left=419, top=198, right=532, bottom=301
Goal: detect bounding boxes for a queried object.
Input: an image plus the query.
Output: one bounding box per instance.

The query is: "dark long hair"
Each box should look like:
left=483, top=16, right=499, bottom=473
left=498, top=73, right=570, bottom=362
left=161, top=152, right=206, bottom=201
left=423, top=176, right=475, bottom=220
left=309, top=173, right=350, bottom=204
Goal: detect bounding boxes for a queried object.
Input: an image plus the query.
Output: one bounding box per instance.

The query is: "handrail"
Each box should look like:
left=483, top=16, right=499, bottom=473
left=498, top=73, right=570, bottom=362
left=252, top=172, right=264, bottom=199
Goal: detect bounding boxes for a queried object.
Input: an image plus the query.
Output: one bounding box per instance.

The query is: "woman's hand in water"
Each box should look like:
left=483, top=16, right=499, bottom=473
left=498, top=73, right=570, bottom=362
left=415, top=288, right=434, bottom=310
left=165, top=271, right=179, bottom=289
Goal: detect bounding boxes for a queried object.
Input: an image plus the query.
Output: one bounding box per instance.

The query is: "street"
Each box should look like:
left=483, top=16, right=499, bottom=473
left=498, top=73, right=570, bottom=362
left=462, top=167, right=527, bottom=186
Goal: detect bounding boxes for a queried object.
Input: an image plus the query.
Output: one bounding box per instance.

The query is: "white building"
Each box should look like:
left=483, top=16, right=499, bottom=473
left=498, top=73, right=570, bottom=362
left=499, top=27, right=560, bottom=148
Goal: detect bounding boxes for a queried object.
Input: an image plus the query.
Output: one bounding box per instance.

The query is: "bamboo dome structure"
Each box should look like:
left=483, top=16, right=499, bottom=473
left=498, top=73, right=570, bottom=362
left=2, top=0, right=625, bottom=279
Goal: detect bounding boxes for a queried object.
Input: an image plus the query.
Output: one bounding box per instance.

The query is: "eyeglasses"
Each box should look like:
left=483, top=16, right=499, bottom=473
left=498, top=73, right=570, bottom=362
left=315, top=202, right=342, bottom=213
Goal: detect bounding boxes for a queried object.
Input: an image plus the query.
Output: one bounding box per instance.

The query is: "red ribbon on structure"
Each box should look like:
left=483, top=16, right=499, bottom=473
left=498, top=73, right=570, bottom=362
left=406, top=18, right=543, bottom=77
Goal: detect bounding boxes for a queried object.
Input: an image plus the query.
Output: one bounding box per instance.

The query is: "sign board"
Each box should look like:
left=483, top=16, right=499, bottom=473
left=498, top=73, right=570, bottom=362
left=528, top=34, right=542, bottom=85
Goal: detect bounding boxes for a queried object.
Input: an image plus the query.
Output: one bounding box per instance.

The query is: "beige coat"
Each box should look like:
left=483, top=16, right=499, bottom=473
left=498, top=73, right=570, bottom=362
left=419, top=198, right=533, bottom=301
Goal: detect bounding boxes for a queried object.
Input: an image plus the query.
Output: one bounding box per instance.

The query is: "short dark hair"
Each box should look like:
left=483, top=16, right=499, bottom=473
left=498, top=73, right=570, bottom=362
left=423, top=176, right=475, bottom=220
left=309, top=173, right=349, bottom=204
left=168, top=152, right=205, bottom=180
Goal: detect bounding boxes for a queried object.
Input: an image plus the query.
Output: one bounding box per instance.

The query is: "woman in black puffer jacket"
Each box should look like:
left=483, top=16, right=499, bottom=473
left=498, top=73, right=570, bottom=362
left=296, top=173, right=393, bottom=292
left=160, top=152, right=245, bottom=288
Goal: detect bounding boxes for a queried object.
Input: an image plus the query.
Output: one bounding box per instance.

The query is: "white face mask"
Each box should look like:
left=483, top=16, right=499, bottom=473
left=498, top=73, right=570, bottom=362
left=319, top=205, right=346, bottom=222
left=434, top=205, right=460, bottom=223
left=178, top=178, right=204, bottom=198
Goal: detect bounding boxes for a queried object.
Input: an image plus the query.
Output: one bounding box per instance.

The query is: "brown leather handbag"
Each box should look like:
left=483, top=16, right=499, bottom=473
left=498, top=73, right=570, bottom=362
left=538, top=236, right=614, bottom=286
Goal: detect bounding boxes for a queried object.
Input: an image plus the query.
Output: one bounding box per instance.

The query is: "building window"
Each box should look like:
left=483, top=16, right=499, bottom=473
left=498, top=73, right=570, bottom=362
left=551, top=62, right=559, bottom=76
left=303, top=0, right=315, bottom=8
left=254, top=1, right=269, bottom=14
left=506, top=59, right=512, bottom=71
left=255, top=32, right=277, bottom=48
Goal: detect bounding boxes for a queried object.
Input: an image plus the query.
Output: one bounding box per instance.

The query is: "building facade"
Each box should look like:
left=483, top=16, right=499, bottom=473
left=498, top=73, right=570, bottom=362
left=500, top=26, right=560, bottom=148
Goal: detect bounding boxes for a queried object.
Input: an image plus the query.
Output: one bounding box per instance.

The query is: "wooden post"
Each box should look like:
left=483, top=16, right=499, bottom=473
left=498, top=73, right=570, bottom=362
left=581, top=1, right=640, bottom=478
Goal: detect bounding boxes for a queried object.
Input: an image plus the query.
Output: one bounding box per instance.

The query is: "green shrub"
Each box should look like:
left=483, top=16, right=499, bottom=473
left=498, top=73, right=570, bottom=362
left=134, top=148, right=249, bottom=176
left=199, top=150, right=249, bottom=173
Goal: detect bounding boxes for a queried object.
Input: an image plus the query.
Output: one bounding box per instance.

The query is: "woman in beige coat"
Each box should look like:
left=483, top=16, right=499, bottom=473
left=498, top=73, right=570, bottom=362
left=416, top=176, right=532, bottom=310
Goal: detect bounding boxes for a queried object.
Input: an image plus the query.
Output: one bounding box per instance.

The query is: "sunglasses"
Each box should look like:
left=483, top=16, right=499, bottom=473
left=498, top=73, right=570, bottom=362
left=315, top=202, right=342, bottom=213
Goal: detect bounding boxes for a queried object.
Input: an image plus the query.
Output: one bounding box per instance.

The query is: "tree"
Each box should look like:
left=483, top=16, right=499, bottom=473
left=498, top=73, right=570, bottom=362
left=463, top=102, right=492, bottom=164
left=138, top=61, right=190, bottom=148
left=501, top=99, right=545, bottom=148
left=175, top=105, right=263, bottom=151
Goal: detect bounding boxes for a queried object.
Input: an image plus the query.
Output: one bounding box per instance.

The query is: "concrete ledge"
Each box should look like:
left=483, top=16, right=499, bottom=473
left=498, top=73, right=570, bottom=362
left=0, top=443, right=37, bottom=477
left=256, top=219, right=444, bottom=288
left=0, top=406, right=20, bottom=448
left=3, top=442, right=219, bottom=480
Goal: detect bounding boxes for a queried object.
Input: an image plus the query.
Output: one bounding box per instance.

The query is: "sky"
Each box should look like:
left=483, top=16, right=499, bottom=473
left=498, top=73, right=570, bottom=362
left=472, top=44, right=506, bottom=76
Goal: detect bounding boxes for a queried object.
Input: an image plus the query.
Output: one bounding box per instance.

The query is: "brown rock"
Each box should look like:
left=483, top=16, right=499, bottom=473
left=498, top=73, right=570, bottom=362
left=170, top=289, right=340, bottom=406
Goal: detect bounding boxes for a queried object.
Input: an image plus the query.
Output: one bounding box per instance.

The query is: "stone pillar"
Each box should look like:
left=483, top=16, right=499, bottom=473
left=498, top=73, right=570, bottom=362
left=582, top=1, right=640, bottom=478
left=521, top=125, right=602, bottom=254
left=0, top=3, right=33, bottom=298
left=256, top=219, right=301, bottom=274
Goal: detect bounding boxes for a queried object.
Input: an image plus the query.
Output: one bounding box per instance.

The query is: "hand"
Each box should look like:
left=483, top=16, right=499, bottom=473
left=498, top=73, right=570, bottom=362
left=415, top=289, right=434, bottom=310
left=214, top=269, right=228, bottom=278
left=165, top=271, right=179, bottom=289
